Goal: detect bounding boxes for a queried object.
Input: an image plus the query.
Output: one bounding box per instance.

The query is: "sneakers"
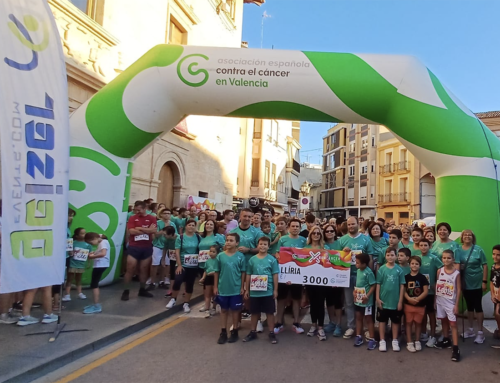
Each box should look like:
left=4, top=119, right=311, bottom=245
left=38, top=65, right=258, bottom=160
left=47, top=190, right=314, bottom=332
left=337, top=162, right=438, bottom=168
left=243, top=330, right=257, bottom=342
left=436, top=338, right=452, bottom=349
left=164, top=277, right=170, bottom=285
left=183, top=303, right=191, bottom=313
left=256, top=320, right=264, bottom=333
left=379, top=339, right=387, bottom=352
left=474, top=331, right=485, bottom=344
left=307, top=325, right=317, bottom=337
left=420, top=333, right=429, bottom=342
left=415, top=341, right=422, bottom=351
left=138, top=288, right=153, bottom=298
left=293, top=323, right=304, bottom=334
left=426, top=336, right=437, bottom=348
left=204, top=310, right=210, bottom=319
left=324, top=321, right=336, bottom=333
left=0, top=313, right=18, bottom=324
left=17, top=316, right=39, bottom=326
left=333, top=325, right=343, bottom=337
left=228, top=329, right=239, bottom=343
left=121, top=290, right=130, bottom=301
left=78, top=293, right=87, bottom=300
left=164, top=290, right=172, bottom=297
left=158, top=281, right=165, bottom=289
left=354, top=335, right=364, bottom=347
left=42, top=314, right=58, bottom=324
left=451, top=346, right=461, bottom=362
left=166, top=298, right=176, bottom=309
left=274, top=323, right=284, bottom=334
left=392, top=340, right=400, bottom=352
left=406, top=342, right=416, bottom=353
left=83, top=304, right=102, bottom=314
left=343, top=328, right=355, bottom=339
left=62, top=294, right=71, bottom=302
left=218, top=330, right=228, bottom=344
left=269, top=332, right=278, bottom=344
left=367, top=339, right=377, bottom=350
left=145, top=283, right=156, bottom=291
left=209, top=308, right=216, bottom=316
left=317, top=328, right=326, bottom=341
left=461, top=328, right=476, bottom=339
left=241, top=312, right=251, bottom=320
left=199, top=306, right=207, bottom=312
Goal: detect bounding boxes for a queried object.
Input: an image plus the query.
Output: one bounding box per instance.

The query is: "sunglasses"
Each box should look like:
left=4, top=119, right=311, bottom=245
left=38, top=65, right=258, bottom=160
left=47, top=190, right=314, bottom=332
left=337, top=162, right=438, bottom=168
left=312, top=232, right=321, bottom=236
left=325, top=230, right=335, bottom=233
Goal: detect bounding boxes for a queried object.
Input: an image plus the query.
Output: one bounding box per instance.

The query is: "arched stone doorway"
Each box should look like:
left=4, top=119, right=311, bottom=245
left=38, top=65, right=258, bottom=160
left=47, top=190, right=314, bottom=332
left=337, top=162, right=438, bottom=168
left=157, top=161, right=178, bottom=207
left=420, top=173, right=436, bottom=218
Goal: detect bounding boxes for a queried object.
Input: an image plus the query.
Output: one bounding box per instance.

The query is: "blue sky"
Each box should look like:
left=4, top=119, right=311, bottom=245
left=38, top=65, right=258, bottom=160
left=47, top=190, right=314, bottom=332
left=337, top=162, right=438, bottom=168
left=242, top=0, right=500, bottom=164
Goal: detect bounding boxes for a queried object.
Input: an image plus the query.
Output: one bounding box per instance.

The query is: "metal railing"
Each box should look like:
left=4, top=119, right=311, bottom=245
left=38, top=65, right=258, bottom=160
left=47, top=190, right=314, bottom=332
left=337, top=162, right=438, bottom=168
left=379, top=164, right=393, bottom=174
left=251, top=181, right=259, bottom=187
left=378, top=192, right=410, bottom=203
left=395, top=160, right=410, bottom=171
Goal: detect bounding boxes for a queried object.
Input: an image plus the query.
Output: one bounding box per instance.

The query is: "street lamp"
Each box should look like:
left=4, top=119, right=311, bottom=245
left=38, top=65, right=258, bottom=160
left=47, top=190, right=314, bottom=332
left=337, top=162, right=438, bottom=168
left=300, top=181, right=311, bottom=195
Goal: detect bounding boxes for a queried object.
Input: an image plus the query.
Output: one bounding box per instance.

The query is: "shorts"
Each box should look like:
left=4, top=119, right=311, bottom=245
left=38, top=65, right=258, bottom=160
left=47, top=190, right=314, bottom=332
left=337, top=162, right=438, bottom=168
left=203, top=275, right=214, bottom=287
left=249, top=296, right=276, bottom=314
left=423, top=295, right=435, bottom=313
left=152, top=247, right=165, bottom=266
left=215, top=294, right=243, bottom=311
left=437, top=303, right=457, bottom=323
left=354, top=304, right=373, bottom=316
left=172, top=267, right=198, bottom=294
left=90, top=267, right=107, bottom=289
left=128, top=246, right=153, bottom=261
left=404, top=304, right=426, bottom=323
left=325, top=287, right=343, bottom=309
left=463, top=289, right=483, bottom=313
left=170, top=259, right=177, bottom=281
left=376, top=308, right=402, bottom=324
left=277, top=283, right=303, bottom=301
left=68, top=268, right=85, bottom=274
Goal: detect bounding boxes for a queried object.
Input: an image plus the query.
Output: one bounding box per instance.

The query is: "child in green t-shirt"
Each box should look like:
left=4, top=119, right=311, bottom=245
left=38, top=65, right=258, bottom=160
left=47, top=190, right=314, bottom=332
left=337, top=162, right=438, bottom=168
left=63, top=228, right=94, bottom=302
left=353, top=253, right=376, bottom=350
left=398, top=248, right=412, bottom=275
left=200, top=245, right=219, bottom=318
left=376, top=246, right=406, bottom=352
left=243, top=236, right=279, bottom=344
left=261, top=221, right=280, bottom=255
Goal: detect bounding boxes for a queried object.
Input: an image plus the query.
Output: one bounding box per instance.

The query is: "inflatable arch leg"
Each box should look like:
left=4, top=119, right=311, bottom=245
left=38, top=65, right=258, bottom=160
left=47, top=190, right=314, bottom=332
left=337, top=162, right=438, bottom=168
left=69, top=44, right=500, bottom=284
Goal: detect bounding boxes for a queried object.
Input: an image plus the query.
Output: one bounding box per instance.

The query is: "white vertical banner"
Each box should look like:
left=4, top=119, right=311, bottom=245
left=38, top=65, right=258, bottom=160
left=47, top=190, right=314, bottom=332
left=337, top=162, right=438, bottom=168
left=0, top=0, right=69, bottom=293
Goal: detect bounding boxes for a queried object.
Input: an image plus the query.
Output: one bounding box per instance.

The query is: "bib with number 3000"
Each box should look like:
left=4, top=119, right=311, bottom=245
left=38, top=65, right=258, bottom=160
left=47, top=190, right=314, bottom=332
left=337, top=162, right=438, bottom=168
left=250, top=275, right=268, bottom=291
left=354, top=287, right=367, bottom=303
left=66, top=238, right=73, bottom=252
left=134, top=234, right=149, bottom=241
left=73, top=248, right=89, bottom=262
left=436, top=281, right=454, bottom=299
left=169, top=250, right=177, bottom=261
left=198, top=250, right=210, bottom=263
left=184, top=254, right=199, bottom=266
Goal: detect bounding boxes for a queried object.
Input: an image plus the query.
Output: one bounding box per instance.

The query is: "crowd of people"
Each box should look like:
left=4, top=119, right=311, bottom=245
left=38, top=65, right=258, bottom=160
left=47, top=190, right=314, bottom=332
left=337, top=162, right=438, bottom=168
left=1, top=198, right=500, bottom=363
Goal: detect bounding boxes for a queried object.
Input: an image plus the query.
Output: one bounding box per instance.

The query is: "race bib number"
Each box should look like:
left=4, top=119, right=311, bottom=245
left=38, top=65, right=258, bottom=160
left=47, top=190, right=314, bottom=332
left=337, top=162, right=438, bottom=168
left=134, top=234, right=149, bottom=241
left=66, top=238, right=73, bottom=252
left=250, top=275, right=268, bottom=291
left=198, top=250, right=210, bottom=263
left=169, top=250, right=177, bottom=261
left=184, top=254, right=198, bottom=267
left=351, top=250, right=362, bottom=265
left=73, top=248, right=89, bottom=262
left=436, top=280, right=454, bottom=300
left=354, top=287, right=367, bottom=304
left=365, top=306, right=372, bottom=315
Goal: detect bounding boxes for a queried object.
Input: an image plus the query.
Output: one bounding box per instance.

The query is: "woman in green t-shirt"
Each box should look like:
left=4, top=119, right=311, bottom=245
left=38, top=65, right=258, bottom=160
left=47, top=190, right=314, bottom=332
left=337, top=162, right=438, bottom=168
left=368, top=222, right=388, bottom=268
left=456, top=229, right=488, bottom=344
left=432, top=222, right=459, bottom=260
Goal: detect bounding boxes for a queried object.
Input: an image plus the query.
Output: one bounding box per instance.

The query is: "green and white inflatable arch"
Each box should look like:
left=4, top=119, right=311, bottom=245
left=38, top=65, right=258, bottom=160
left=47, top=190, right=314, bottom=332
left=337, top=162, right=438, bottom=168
left=69, top=44, right=500, bottom=285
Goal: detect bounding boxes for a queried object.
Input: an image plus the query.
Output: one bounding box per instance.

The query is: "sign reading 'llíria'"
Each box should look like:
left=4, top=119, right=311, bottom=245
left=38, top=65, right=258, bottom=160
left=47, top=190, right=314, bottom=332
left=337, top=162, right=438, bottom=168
left=278, top=248, right=352, bottom=287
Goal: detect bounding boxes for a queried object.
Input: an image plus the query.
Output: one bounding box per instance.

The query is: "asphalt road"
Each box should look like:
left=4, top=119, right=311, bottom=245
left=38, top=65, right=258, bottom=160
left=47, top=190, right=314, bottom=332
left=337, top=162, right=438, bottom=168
left=36, top=303, right=500, bottom=383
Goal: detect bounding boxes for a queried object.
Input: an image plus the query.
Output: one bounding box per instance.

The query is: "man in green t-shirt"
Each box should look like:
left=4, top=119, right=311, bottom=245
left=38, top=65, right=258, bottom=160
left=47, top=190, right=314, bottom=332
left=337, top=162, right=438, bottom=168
left=214, top=233, right=246, bottom=344
left=243, top=236, right=279, bottom=344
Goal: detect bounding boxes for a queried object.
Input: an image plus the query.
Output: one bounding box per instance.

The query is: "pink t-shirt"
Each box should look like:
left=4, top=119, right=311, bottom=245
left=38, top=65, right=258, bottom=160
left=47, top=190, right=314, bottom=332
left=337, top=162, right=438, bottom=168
left=225, top=219, right=238, bottom=234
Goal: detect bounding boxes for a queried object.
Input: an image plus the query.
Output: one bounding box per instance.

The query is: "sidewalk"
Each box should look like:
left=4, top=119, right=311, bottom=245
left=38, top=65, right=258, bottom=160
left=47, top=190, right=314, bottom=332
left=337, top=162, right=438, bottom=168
left=0, top=281, right=203, bottom=383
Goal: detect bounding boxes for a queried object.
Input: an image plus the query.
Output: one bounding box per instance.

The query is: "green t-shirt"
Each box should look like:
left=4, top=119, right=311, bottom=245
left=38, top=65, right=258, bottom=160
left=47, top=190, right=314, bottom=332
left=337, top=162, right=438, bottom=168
left=456, top=245, right=487, bottom=290
left=153, top=220, right=178, bottom=249
left=198, top=234, right=226, bottom=269
left=173, top=216, right=186, bottom=232
left=335, top=233, right=375, bottom=273
left=376, top=264, right=406, bottom=310
left=371, top=237, right=389, bottom=263
left=165, top=234, right=177, bottom=251
left=276, top=235, right=307, bottom=254
left=214, top=251, right=246, bottom=296
left=410, top=244, right=422, bottom=257
left=70, top=240, right=92, bottom=269
left=205, top=257, right=218, bottom=274
left=355, top=267, right=376, bottom=307
left=262, top=232, right=280, bottom=255
left=417, top=252, right=443, bottom=294
left=432, top=240, right=459, bottom=260
left=399, top=264, right=411, bottom=275
left=324, top=241, right=338, bottom=251
left=230, top=225, right=262, bottom=261
left=270, top=222, right=276, bottom=233
left=174, top=233, right=201, bottom=268
left=246, top=254, right=279, bottom=297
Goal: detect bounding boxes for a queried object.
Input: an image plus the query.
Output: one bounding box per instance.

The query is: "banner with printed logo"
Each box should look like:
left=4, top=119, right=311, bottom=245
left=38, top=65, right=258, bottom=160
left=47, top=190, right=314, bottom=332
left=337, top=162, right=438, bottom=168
left=0, top=0, right=69, bottom=293
left=186, top=195, right=216, bottom=212
left=278, top=247, right=351, bottom=287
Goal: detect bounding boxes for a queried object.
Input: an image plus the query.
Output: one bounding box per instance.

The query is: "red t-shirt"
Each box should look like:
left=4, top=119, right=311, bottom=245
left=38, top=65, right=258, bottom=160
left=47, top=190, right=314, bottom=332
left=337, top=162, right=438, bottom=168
left=127, top=214, right=157, bottom=247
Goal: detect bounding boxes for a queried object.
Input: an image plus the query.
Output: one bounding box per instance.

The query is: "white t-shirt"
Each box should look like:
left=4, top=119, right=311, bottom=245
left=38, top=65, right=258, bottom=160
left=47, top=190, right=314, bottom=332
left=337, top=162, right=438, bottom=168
left=93, top=239, right=110, bottom=268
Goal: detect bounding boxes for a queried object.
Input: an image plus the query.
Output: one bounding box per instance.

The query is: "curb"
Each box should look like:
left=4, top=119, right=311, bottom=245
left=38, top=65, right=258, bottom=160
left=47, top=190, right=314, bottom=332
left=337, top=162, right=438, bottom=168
left=4, top=294, right=204, bottom=383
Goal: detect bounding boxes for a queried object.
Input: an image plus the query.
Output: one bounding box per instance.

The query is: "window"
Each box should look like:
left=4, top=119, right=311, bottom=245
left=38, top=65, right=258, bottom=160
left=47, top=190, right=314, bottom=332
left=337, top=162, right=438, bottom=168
left=385, top=179, right=392, bottom=194
left=349, top=142, right=356, bottom=153
left=361, top=137, right=368, bottom=150
left=265, top=160, right=270, bottom=188
left=271, top=163, right=276, bottom=190
left=68, top=0, right=104, bottom=23
left=350, top=124, right=356, bottom=130
left=169, top=18, right=187, bottom=45
left=371, top=160, right=375, bottom=172
left=349, top=165, right=355, bottom=176
left=251, top=158, right=260, bottom=185
left=348, top=187, right=355, bottom=200
left=253, top=122, right=261, bottom=139
left=360, top=161, right=368, bottom=174
left=371, top=135, right=376, bottom=147
left=331, top=134, right=336, bottom=145
left=400, top=212, right=409, bottom=219
left=370, top=186, right=375, bottom=198
left=330, top=154, right=335, bottom=169
left=360, top=186, right=367, bottom=200
left=198, top=191, right=208, bottom=198
left=385, top=212, right=394, bottom=219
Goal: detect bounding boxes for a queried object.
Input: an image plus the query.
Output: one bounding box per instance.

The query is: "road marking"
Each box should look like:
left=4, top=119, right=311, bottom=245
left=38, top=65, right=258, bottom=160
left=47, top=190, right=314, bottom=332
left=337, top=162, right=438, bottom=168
left=54, top=316, right=187, bottom=383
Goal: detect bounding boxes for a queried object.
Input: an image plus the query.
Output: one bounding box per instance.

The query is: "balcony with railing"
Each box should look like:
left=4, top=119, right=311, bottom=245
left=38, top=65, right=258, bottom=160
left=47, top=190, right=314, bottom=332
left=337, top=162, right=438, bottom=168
left=379, top=164, right=393, bottom=175
left=251, top=180, right=259, bottom=187
left=395, top=161, right=410, bottom=172
left=378, top=192, right=411, bottom=204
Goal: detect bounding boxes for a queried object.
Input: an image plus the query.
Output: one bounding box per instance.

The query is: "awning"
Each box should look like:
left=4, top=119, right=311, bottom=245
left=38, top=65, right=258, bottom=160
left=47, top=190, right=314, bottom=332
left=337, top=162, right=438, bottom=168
left=291, top=175, right=301, bottom=191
